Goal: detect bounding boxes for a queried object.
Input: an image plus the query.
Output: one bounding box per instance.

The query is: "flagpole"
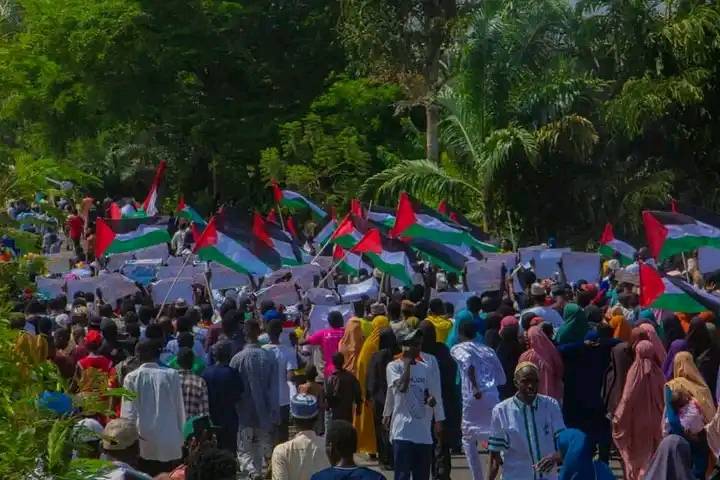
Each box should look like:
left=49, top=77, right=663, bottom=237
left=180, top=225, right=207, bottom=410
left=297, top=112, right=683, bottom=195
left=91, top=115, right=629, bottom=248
left=507, top=210, right=516, bottom=251
left=204, top=262, right=216, bottom=313
left=377, top=272, right=385, bottom=301
left=154, top=253, right=193, bottom=322
left=276, top=204, right=286, bottom=232
left=682, top=252, right=691, bottom=283
left=317, top=250, right=351, bottom=286
left=309, top=221, right=341, bottom=265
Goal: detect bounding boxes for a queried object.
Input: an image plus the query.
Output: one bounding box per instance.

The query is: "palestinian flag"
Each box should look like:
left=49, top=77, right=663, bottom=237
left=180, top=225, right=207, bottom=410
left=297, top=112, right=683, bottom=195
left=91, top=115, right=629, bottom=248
left=266, top=209, right=278, bottom=224
left=330, top=214, right=366, bottom=249
left=598, top=223, right=636, bottom=266
left=108, top=202, right=122, bottom=220
left=350, top=198, right=365, bottom=218
left=437, top=199, right=491, bottom=242
left=215, top=207, right=287, bottom=271
left=195, top=216, right=272, bottom=276
left=253, top=212, right=302, bottom=266
left=142, top=160, right=167, bottom=217
left=643, top=210, right=720, bottom=261
left=640, top=263, right=720, bottom=313
left=95, top=217, right=171, bottom=258
left=409, top=238, right=470, bottom=273
left=176, top=197, right=206, bottom=227
left=272, top=181, right=327, bottom=218
left=314, top=216, right=338, bottom=248
left=333, top=244, right=371, bottom=276
left=353, top=228, right=416, bottom=286
left=392, top=192, right=498, bottom=252
left=367, top=205, right=396, bottom=232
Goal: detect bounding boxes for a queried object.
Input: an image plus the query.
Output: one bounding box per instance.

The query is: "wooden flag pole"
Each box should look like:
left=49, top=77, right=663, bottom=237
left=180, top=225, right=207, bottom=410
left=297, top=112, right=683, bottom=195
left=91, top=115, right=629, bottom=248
left=155, top=253, right=193, bottom=321
left=277, top=204, right=286, bottom=232
left=317, top=249, right=351, bottom=286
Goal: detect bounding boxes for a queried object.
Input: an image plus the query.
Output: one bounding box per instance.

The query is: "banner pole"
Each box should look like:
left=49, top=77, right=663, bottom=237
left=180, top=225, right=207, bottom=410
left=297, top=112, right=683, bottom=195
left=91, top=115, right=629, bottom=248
left=154, top=253, right=192, bottom=321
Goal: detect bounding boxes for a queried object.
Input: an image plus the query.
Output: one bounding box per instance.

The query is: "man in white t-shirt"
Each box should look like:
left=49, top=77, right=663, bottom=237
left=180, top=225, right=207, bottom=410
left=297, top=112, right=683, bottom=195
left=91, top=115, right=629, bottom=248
left=520, top=283, right=564, bottom=331
left=383, top=329, right=445, bottom=480
left=488, top=362, right=565, bottom=480
left=263, top=318, right=298, bottom=445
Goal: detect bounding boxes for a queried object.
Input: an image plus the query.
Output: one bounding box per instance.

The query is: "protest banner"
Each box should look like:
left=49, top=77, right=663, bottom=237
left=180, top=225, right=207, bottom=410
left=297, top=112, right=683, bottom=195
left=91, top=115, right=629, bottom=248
left=209, top=264, right=251, bottom=290
left=466, top=260, right=502, bottom=294
left=305, top=287, right=340, bottom=305
left=337, top=277, right=379, bottom=303
left=95, top=273, right=140, bottom=305
left=36, top=277, right=65, bottom=299
left=534, top=248, right=571, bottom=279
left=698, top=247, right=720, bottom=274
left=156, top=264, right=207, bottom=284
left=121, top=259, right=162, bottom=286
left=133, top=244, right=169, bottom=262
left=150, top=277, right=196, bottom=306
left=257, top=281, right=301, bottom=307
left=561, top=251, right=601, bottom=283
left=431, top=290, right=474, bottom=314
left=66, top=277, right=99, bottom=300
left=308, top=303, right=354, bottom=333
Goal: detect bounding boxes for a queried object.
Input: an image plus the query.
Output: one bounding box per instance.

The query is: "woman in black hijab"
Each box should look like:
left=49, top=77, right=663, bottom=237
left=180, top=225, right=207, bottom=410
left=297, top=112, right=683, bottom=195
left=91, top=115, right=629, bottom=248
left=495, top=322, right=524, bottom=400
left=686, top=316, right=720, bottom=396
left=419, top=320, right=459, bottom=480
left=367, top=328, right=399, bottom=470
left=661, top=313, right=686, bottom=350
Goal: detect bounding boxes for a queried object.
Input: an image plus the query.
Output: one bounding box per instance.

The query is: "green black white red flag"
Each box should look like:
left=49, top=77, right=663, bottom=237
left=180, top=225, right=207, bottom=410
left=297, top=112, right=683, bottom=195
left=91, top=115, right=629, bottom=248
left=95, top=216, right=171, bottom=258
left=643, top=210, right=720, bottom=261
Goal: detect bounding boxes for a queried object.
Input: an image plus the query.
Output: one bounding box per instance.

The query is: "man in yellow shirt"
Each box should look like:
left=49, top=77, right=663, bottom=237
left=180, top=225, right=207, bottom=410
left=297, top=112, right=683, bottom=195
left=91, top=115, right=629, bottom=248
left=426, top=298, right=453, bottom=343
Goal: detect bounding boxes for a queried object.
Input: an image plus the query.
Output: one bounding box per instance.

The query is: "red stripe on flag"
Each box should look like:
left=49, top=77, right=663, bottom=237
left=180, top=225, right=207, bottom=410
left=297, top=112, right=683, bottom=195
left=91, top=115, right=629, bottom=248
left=352, top=229, right=383, bottom=254
left=271, top=180, right=283, bottom=204
left=390, top=192, right=416, bottom=238
left=642, top=211, right=669, bottom=259
left=194, top=216, right=218, bottom=252
left=600, top=223, right=614, bottom=244
left=639, top=263, right=664, bottom=307
left=95, top=218, right=116, bottom=258
left=252, top=212, right=273, bottom=247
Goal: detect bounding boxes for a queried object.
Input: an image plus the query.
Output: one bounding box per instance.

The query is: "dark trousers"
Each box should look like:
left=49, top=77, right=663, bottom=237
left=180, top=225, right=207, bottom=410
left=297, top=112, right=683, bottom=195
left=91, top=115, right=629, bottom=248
left=138, top=458, right=180, bottom=476
left=217, top=425, right=239, bottom=454
left=432, top=433, right=451, bottom=480
left=373, top=400, right=393, bottom=467
left=274, top=405, right=290, bottom=445
left=393, top=440, right=433, bottom=480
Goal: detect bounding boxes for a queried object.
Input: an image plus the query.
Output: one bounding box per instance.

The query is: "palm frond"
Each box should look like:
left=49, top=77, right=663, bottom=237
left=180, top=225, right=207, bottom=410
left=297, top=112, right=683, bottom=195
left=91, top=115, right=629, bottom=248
left=480, top=125, right=539, bottom=183
left=358, top=159, right=481, bottom=206
left=536, top=114, right=598, bottom=161
left=437, top=87, right=489, bottom=168
left=661, top=5, right=720, bottom=65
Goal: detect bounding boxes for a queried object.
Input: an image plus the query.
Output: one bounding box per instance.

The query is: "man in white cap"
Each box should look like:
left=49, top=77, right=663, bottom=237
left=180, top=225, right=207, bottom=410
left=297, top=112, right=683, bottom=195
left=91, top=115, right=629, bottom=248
left=271, top=394, right=329, bottom=480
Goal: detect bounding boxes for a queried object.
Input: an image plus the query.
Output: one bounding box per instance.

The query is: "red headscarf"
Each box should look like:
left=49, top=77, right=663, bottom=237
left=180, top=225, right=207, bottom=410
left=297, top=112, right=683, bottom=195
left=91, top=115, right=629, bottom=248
left=612, top=340, right=664, bottom=480
left=518, top=326, right=564, bottom=402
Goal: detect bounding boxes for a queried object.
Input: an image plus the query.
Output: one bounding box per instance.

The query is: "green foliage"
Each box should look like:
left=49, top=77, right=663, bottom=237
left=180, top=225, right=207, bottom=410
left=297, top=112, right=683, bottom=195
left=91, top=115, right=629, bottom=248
left=0, top=0, right=344, bottom=208
left=260, top=78, right=419, bottom=209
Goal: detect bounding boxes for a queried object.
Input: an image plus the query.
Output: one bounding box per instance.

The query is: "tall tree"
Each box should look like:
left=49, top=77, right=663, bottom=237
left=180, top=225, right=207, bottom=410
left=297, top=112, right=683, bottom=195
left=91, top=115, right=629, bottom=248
left=339, top=0, right=479, bottom=162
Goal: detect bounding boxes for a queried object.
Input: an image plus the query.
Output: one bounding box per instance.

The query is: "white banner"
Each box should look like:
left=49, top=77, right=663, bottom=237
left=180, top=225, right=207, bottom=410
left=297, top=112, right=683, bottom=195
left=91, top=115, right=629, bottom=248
left=465, top=260, right=502, bottom=293
left=431, top=290, right=474, bottom=315
left=150, top=278, right=196, bottom=306
left=258, top=281, right=301, bottom=307
left=36, top=277, right=65, bottom=299
left=561, top=251, right=600, bottom=284
left=308, top=303, right=354, bottom=333
left=337, top=277, right=379, bottom=303
left=534, top=248, right=571, bottom=279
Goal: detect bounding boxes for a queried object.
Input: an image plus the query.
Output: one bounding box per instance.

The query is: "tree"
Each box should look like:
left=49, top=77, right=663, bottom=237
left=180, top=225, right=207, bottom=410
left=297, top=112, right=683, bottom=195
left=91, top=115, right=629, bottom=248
left=260, top=77, right=420, bottom=209
left=0, top=0, right=345, bottom=207
left=338, top=0, right=480, bottom=163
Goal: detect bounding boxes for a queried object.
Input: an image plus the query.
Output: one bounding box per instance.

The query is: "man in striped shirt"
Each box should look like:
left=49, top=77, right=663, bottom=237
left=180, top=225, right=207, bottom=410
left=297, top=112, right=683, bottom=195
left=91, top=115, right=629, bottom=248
left=488, top=362, right=565, bottom=480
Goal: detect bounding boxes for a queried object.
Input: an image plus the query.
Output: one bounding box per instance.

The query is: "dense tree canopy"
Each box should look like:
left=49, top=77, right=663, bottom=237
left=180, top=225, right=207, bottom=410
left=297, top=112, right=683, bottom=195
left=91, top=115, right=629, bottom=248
left=1, top=0, right=720, bottom=245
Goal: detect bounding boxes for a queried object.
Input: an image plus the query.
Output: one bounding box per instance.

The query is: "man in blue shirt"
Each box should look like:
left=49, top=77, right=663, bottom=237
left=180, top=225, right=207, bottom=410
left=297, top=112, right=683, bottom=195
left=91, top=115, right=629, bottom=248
left=202, top=341, right=244, bottom=453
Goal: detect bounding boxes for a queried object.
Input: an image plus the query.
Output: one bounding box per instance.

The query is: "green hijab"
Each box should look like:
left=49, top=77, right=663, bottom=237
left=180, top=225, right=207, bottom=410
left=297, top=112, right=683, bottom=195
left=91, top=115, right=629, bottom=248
left=555, top=303, right=590, bottom=345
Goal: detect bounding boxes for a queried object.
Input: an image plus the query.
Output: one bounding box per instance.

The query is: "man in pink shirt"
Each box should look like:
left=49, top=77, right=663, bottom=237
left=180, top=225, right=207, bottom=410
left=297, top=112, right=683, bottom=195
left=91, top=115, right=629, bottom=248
left=301, top=311, right=345, bottom=378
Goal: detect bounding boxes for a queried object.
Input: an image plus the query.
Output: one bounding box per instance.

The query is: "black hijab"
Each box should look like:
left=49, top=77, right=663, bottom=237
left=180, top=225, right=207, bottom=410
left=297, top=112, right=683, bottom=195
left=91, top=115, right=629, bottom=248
left=496, top=324, right=523, bottom=400
left=662, top=314, right=686, bottom=350
left=601, top=342, right=633, bottom=417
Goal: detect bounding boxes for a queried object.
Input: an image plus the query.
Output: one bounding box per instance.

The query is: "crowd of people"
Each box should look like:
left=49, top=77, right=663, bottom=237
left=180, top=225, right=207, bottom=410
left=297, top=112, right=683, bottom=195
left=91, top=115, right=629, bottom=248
left=9, top=195, right=720, bottom=480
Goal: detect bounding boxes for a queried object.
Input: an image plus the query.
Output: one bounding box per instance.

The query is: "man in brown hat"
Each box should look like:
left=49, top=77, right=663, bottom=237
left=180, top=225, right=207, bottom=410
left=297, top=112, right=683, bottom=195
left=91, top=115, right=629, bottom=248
left=100, top=417, right=153, bottom=479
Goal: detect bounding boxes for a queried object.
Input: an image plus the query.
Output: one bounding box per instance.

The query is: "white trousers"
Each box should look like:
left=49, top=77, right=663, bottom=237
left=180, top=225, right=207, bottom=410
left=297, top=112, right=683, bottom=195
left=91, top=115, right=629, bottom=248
left=237, top=427, right=272, bottom=479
